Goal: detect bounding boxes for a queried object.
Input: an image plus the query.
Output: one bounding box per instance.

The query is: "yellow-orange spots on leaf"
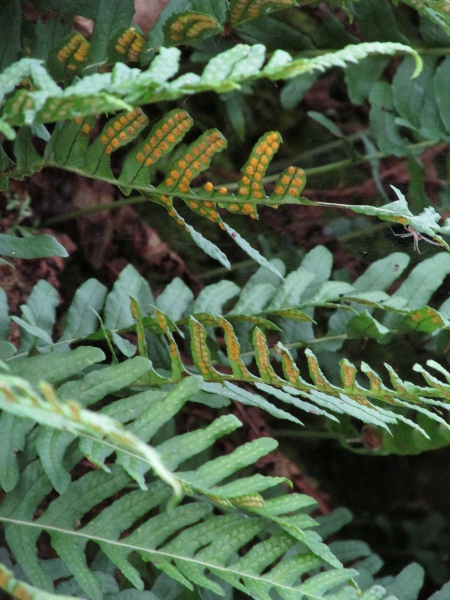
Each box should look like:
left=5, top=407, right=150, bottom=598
left=113, top=121, right=121, bottom=131
left=182, top=119, right=190, bottom=128
left=116, top=45, right=126, bottom=54
left=185, top=168, right=193, bottom=179
left=209, top=211, right=219, bottom=220
left=192, top=147, right=199, bottom=156
left=170, top=170, right=180, bottom=179
left=239, top=187, right=249, bottom=196
left=288, top=166, right=296, bottom=174
left=153, top=148, right=161, bottom=158
left=243, top=203, right=253, bottom=213
left=266, top=147, right=273, bottom=156
left=229, top=203, right=240, bottom=211
left=106, top=145, right=113, bottom=154
left=136, top=152, right=145, bottom=163
left=111, top=137, right=120, bottom=148
left=281, top=175, right=290, bottom=185
left=200, top=208, right=207, bottom=215
left=256, top=164, right=264, bottom=172
left=200, top=155, right=208, bottom=163
left=75, top=117, right=82, bottom=124
left=189, top=201, right=199, bottom=209
left=143, top=143, right=151, bottom=153
left=179, top=183, right=189, bottom=193
left=145, top=157, right=153, bottom=167
left=251, top=182, right=260, bottom=190
left=292, top=177, right=303, bottom=187
left=342, top=367, right=355, bottom=389
left=204, top=182, right=214, bottom=191
left=260, top=142, right=268, bottom=152
left=167, top=133, right=175, bottom=143
left=100, top=135, right=108, bottom=145
left=167, top=118, right=175, bottom=127
left=119, top=116, right=128, bottom=125
left=203, top=201, right=213, bottom=208
left=199, top=142, right=206, bottom=151
left=219, top=187, right=228, bottom=195
left=274, top=185, right=284, bottom=195
left=250, top=157, right=258, bottom=167
left=162, top=124, right=170, bottom=133
left=165, top=177, right=174, bottom=186
left=168, top=209, right=176, bottom=217
left=82, top=124, right=90, bottom=134
left=156, top=129, right=164, bottom=139
left=242, top=176, right=251, bottom=185
left=260, top=155, right=268, bottom=165
left=107, top=127, right=114, bottom=137
left=67, top=64, right=77, bottom=71
left=160, top=141, right=168, bottom=151
left=253, top=173, right=262, bottom=182
left=288, top=187, right=298, bottom=196
left=245, top=166, right=254, bottom=176
left=185, top=153, right=193, bottom=162
left=193, top=160, right=201, bottom=170
left=119, top=131, right=127, bottom=141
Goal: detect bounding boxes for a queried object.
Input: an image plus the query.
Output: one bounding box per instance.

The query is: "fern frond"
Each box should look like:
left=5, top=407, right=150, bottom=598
left=0, top=369, right=370, bottom=600
left=0, top=40, right=421, bottom=131
left=4, top=252, right=450, bottom=443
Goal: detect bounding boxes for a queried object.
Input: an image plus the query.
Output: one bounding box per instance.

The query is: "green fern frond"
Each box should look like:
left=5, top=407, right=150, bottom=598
left=0, top=40, right=421, bottom=131
left=0, top=369, right=366, bottom=600
left=3, top=257, right=450, bottom=450
left=5, top=102, right=448, bottom=271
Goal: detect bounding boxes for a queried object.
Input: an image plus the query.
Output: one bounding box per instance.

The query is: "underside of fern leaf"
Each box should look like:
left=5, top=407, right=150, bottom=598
left=0, top=367, right=368, bottom=600
left=4, top=255, right=450, bottom=453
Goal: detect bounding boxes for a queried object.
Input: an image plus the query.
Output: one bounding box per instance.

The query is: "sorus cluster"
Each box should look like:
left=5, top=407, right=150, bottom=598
left=169, top=14, right=217, bottom=43
left=273, top=166, right=305, bottom=198
left=100, top=108, right=148, bottom=155
left=115, top=28, right=144, bottom=62
left=135, top=111, right=192, bottom=168
left=164, top=130, right=226, bottom=193
left=57, top=33, right=90, bottom=71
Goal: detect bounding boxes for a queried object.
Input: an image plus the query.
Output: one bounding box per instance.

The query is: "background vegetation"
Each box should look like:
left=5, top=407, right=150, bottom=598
left=2, top=0, right=450, bottom=598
